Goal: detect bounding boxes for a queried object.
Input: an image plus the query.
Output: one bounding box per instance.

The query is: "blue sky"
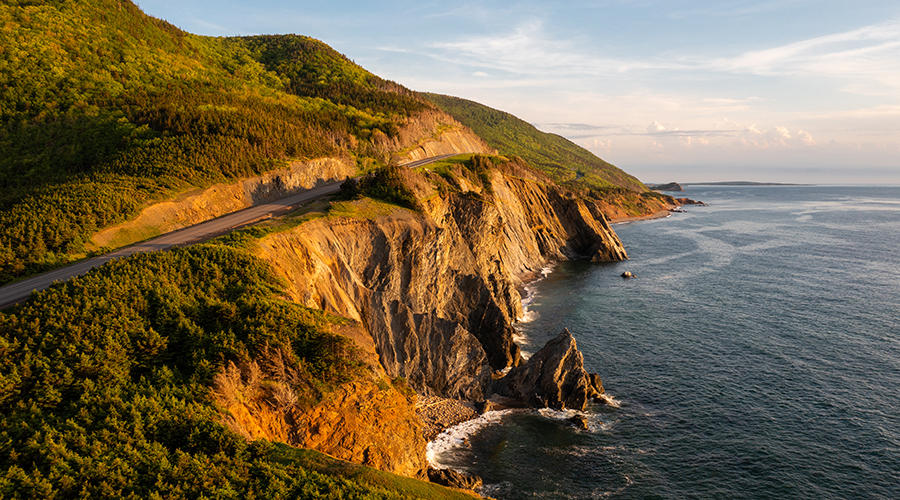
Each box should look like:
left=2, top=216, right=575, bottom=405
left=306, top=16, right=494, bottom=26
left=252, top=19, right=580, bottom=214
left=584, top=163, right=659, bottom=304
left=136, top=1, right=900, bottom=184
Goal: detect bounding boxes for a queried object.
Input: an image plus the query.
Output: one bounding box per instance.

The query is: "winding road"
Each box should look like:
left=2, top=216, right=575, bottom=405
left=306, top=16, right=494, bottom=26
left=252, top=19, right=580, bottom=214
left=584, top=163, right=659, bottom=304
left=0, top=154, right=461, bottom=309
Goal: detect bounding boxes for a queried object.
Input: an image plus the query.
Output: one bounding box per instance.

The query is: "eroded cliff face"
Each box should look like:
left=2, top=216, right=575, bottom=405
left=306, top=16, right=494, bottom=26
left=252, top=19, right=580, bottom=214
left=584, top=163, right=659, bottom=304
left=214, top=323, right=428, bottom=477
left=255, top=160, right=626, bottom=402
left=217, top=158, right=622, bottom=479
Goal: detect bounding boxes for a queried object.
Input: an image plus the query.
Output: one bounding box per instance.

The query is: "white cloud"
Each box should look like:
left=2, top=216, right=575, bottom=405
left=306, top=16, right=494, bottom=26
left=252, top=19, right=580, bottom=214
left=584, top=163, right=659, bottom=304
left=773, top=126, right=792, bottom=139
left=710, top=20, right=900, bottom=96
left=426, top=20, right=666, bottom=77
left=647, top=121, right=667, bottom=133
left=798, top=130, right=817, bottom=146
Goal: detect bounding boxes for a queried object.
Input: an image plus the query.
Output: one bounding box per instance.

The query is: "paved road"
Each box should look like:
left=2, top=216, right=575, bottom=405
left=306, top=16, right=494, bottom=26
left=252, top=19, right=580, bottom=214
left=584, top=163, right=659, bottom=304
left=0, top=154, right=461, bottom=309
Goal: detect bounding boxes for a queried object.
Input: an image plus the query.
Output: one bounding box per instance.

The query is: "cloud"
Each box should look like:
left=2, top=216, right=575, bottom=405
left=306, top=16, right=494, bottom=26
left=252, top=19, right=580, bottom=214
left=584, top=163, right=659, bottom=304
left=773, top=126, right=791, bottom=139
left=541, top=123, right=618, bottom=132
left=647, top=121, right=668, bottom=133
left=798, top=130, right=817, bottom=146
left=710, top=20, right=900, bottom=96
left=632, top=119, right=821, bottom=152
left=426, top=20, right=663, bottom=77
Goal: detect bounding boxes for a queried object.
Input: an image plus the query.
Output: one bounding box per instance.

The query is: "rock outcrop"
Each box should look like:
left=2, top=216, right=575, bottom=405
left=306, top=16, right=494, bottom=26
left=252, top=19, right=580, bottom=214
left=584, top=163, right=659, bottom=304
left=495, top=329, right=604, bottom=410
left=427, top=467, right=483, bottom=490
left=256, top=159, right=624, bottom=402
left=292, top=380, right=426, bottom=477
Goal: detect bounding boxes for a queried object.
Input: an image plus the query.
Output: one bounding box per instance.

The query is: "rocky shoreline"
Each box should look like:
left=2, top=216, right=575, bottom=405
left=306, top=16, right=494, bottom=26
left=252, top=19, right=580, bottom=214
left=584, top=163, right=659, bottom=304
left=417, top=396, right=480, bottom=443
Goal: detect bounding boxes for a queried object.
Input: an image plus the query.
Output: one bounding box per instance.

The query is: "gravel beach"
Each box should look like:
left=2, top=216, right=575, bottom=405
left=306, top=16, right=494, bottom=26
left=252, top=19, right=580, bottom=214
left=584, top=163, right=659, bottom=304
left=416, top=396, right=479, bottom=442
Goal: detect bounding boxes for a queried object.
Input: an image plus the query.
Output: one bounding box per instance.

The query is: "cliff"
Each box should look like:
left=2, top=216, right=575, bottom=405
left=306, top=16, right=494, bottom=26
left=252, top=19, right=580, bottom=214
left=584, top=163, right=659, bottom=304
left=184, top=156, right=625, bottom=479
left=254, top=158, right=625, bottom=401
left=213, top=322, right=428, bottom=477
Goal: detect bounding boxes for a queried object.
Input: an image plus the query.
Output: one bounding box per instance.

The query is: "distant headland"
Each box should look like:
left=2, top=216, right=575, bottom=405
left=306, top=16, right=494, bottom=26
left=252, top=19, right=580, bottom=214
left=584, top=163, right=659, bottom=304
left=684, top=181, right=813, bottom=186
left=648, top=181, right=813, bottom=191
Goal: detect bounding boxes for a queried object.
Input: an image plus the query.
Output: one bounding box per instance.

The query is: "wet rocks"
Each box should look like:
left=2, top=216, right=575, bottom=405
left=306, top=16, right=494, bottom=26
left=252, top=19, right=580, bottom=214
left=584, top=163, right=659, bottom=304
left=427, top=467, right=483, bottom=490
left=675, top=197, right=707, bottom=206
left=567, top=415, right=590, bottom=430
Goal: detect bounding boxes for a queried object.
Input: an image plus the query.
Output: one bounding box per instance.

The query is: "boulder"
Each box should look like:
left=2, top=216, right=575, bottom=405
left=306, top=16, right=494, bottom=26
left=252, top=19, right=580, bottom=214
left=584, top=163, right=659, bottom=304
left=567, top=415, right=589, bottom=430
left=495, top=329, right=603, bottom=410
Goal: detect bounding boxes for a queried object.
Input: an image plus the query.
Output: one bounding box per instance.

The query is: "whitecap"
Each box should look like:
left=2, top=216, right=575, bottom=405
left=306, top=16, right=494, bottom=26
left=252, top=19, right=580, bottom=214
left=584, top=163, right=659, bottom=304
left=517, top=308, right=541, bottom=324
left=535, top=407, right=612, bottom=433
left=511, top=330, right=531, bottom=345
left=597, top=393, right=621, bottom=408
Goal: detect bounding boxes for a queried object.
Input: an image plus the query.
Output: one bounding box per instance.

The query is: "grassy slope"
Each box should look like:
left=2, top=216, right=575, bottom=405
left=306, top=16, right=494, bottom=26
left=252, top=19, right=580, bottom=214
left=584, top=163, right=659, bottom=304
left=422, top=93, right=647, bottom=193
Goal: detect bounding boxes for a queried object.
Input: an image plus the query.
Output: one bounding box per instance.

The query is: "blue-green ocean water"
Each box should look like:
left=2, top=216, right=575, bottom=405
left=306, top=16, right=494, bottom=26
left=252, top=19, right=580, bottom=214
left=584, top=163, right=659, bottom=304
left=431, top=186, right=900, bottom=499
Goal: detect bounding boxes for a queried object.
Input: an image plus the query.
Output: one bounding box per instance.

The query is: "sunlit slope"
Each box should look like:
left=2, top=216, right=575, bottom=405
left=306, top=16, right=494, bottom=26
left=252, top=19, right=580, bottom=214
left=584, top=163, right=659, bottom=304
left=423, top=93, right=647, bottom=193
left=0, top=0, right=426, bottom=284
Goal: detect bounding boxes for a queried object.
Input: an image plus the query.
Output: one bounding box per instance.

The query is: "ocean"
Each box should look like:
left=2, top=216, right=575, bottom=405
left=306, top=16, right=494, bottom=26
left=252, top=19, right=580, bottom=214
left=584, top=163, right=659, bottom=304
left=428, top=185, right=900, bottom=499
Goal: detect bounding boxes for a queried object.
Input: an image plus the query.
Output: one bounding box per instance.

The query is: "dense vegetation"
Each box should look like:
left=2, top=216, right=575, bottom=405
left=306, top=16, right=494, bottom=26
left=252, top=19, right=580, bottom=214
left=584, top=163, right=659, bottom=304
left=0, top=242, right=469, bottom=499
left=337, top=165, right=421, bottom=211
left=0, top=0, right=428, bottom=285
left=421, top=93, right=646, bottom=193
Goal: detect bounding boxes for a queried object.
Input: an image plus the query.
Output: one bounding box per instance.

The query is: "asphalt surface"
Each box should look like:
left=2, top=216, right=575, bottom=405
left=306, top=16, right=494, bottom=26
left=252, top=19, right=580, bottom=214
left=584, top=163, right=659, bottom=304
left=0, top=154, right=461, bottom=309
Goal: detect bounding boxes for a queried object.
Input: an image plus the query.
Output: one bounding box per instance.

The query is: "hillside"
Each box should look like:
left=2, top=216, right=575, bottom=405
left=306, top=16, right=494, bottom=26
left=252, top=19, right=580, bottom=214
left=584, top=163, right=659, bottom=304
left=0, top=0, right=436, bottom=285
left=422, top=93, right=646, bottom=193
left=0, top=237, right=472, bottom=499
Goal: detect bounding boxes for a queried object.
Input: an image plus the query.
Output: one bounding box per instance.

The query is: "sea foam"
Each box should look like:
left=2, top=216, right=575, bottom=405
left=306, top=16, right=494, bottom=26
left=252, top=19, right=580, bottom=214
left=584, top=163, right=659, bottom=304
left=426, top=410, right=513, bottom=468
left=514, top=265, right=556, bottom=358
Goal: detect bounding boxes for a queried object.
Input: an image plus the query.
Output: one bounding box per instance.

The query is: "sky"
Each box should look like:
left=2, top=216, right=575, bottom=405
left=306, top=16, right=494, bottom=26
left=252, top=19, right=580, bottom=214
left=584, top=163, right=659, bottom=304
left=135, top=0, right=900, bottom=184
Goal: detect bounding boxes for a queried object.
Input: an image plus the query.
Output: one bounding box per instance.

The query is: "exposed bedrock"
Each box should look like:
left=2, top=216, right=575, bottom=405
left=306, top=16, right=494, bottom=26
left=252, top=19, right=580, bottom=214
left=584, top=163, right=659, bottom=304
left=495, top=328, right=605, bottom=411
left=257, top=161, right=626, bottom=401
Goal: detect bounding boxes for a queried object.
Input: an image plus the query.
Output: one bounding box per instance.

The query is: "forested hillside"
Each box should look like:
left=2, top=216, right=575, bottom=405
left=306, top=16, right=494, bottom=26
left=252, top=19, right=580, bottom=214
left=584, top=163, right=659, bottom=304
left=0, top=0, right=427, bottom=285
left=0, top=236, right=471, bottom=499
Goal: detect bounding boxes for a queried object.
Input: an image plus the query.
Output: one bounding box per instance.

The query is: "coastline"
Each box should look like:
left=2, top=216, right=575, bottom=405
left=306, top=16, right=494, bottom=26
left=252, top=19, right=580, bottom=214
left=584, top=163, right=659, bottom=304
left=609, top=207, right=674, bottom=224
left=419, top=202, right=651, bottom=486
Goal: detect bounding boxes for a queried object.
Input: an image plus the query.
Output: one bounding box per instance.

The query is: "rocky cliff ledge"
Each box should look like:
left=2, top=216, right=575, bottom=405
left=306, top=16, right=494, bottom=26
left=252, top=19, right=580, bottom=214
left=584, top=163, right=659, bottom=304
left=242, top=157, right=622, bottom=476
left=257, top=158, right=623, bottom=399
